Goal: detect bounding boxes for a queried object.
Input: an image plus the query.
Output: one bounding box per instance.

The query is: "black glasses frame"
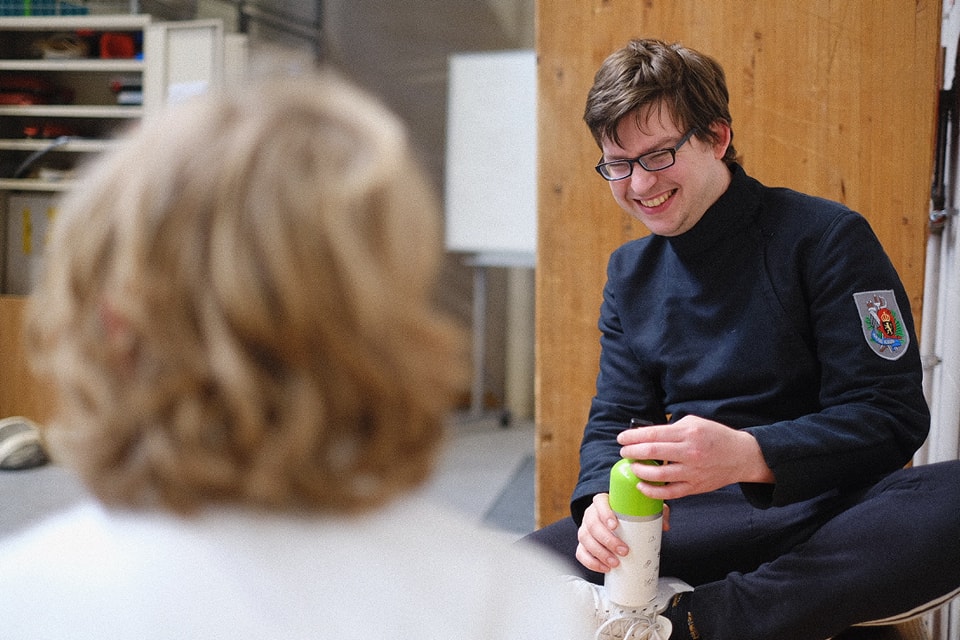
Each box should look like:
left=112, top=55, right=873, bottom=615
left=594, top=128, right=698, bottom=181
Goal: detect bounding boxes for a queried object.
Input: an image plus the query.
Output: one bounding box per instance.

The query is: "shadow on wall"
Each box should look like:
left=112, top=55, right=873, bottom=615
left=322, top=1, right=534, bottom=408
left=140, top=0, right=197, bottom=20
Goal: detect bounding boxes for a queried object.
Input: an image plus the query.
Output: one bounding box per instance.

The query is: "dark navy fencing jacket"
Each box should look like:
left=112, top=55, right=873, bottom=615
left=572, top=164, right=929, bottom=523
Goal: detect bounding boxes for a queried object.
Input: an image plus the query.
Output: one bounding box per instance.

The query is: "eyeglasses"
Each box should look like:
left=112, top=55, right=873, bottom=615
left=595, top=128, right=698, bottom=181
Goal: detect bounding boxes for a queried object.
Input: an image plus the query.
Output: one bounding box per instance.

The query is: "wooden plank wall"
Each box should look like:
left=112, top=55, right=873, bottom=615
left=0, top=296, right=51, bottom=422
left=535, top=0, right=942, bottom=527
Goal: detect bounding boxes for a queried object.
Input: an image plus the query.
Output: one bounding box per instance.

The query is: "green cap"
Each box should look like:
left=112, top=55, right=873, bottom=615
left=608, top=458, right=663, bottom=517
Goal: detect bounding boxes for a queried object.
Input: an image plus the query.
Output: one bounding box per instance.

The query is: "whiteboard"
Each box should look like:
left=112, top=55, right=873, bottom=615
left=444, top=49, right=537, bottom=257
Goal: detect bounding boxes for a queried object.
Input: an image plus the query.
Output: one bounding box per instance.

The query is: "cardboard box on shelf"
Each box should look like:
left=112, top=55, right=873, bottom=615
left=4, top=193, right=55, bottom=296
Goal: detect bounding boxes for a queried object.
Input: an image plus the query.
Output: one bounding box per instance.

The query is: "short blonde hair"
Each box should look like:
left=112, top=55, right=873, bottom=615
left=27, top=67, right=468, bottom=515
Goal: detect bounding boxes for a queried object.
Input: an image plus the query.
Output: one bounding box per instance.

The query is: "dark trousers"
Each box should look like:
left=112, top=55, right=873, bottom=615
left=525, top=460, right=960, bottom=640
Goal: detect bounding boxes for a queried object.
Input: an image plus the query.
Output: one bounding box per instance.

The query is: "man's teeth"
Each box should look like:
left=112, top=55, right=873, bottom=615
left=641, top=191, right=673, bottom=207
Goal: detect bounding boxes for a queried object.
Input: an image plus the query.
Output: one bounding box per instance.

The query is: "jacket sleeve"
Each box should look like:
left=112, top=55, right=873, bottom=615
left=743, top=210, right=929, bottom=507
left=571, top=249, right=666, bottom=524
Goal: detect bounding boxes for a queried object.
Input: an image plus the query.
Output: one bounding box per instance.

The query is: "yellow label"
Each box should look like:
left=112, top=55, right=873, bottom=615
left=22, top=207, right=32, bottom=255
left=46, top=206, right=56, bottom=246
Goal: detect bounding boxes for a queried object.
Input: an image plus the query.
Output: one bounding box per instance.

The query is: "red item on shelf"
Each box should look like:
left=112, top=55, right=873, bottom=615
left=0, top=75, right=73, bottom=105
left=0, top=75, right=57, bottom=94
left=22, top=123, right=79, bottom=139
left=0, top=93, right=44, bottom=105
left=99, top=33, right=136, bottom=59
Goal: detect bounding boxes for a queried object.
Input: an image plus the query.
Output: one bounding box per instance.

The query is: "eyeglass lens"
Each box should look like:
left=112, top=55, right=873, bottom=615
left=604, top=150, right=674, bottom=178
left=596, top=128, right=697, bottom=180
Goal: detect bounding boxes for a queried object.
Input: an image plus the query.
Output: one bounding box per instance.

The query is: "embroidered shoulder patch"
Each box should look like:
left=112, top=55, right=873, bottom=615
left=853, top=290, right=909, bottom=361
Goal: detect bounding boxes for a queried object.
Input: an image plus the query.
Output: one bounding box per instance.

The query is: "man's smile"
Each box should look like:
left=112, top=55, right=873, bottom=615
left=640, top=189, right=677, bottom=208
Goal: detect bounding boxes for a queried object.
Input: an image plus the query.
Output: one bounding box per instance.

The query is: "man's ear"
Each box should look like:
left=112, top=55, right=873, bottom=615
left=708, top=120, right=732, bottom=160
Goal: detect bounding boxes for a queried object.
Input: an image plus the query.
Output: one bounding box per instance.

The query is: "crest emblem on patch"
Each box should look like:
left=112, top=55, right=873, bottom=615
left=853, top=290, right=909, bottom=360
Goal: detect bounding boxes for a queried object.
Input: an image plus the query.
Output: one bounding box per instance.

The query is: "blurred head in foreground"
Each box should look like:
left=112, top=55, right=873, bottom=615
left=26, top=64, right=468, bottom=516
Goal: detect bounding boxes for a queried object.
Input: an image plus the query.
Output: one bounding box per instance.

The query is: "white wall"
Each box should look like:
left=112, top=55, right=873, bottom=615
left=920, top=2, right=960, bottom=467
left=915, top=4, right=960, bottom=639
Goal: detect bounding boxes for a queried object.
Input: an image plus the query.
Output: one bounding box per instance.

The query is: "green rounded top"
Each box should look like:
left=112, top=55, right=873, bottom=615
left=608, top=458, right=663, bottom=517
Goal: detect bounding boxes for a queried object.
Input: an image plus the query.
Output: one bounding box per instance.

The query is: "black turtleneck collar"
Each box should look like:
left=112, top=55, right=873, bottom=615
left=666, top=163, right=760, bottom=259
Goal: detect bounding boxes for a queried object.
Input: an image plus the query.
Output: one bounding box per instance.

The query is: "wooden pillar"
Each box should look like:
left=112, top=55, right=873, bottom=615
left=0, top=296, right=51, bottom=423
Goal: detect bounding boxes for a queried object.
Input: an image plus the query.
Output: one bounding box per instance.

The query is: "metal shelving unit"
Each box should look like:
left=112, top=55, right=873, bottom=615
left=0, top=14, right=224, bottom=294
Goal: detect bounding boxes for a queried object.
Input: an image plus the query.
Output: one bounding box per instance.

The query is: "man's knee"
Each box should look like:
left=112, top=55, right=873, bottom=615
left=522, top=517, right=603, bottom=583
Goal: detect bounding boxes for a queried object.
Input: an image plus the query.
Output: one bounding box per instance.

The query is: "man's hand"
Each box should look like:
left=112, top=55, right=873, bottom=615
left=575, top=493, right=671, bottom=573
left=576, top=493, right=626, bottom=573
left=617, top=415, right=774, bottom=500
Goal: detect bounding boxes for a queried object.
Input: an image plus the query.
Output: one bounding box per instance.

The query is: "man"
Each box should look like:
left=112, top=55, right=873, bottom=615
left=531, top=38, right=960, bottom=640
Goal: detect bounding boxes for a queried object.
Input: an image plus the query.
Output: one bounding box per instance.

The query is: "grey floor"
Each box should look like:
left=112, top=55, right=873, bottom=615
left=0, top=415, right=536, bottom=542
left=423, top=415, right=536, bottom=538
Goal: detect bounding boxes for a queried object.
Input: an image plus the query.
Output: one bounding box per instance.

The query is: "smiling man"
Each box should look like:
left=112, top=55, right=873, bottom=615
left=596, top=120, right=728, bottom=238
left=528, top=38, right=960, bottom=640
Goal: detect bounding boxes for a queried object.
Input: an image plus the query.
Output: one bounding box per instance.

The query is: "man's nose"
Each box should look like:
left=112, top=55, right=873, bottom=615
left=629, top=164, right=658, bottom=191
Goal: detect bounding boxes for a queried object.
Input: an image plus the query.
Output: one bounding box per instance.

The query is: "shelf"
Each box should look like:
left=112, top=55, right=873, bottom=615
left=0, top=59, right=143, bottom=72
left=0, top=178, right=75, bottom=192
left=0, top=104, right=142, bottom=118
left=0, top=15, right=151, bottom=31
left=0, top=137, right=117, bottom=152
left=0, top=15, right=229, bottom=418
left=0, top=17, right=227, bottom=292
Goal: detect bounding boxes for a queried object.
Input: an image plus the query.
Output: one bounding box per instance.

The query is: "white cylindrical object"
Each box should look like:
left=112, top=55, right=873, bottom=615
left=605, top=513, right=663, bottom=607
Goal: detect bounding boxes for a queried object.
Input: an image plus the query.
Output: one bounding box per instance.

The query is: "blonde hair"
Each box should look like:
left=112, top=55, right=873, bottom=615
left=27, top=67, right=468, bottom=515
